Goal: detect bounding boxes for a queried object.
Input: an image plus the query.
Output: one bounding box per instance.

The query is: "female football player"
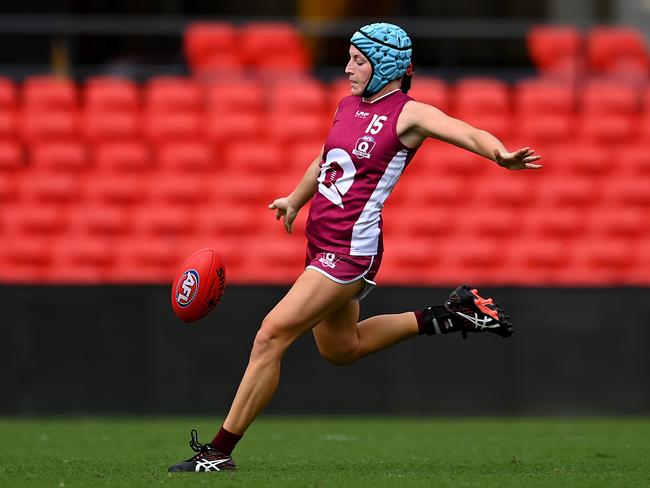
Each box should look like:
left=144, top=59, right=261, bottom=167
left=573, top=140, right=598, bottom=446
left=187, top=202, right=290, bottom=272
left=170, top=22, right=541, bottom=472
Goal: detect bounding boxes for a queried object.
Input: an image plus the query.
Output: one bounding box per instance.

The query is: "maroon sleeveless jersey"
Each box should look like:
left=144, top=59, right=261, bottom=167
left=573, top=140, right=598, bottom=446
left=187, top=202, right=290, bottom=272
left=305, top=90, right=418, bottom=256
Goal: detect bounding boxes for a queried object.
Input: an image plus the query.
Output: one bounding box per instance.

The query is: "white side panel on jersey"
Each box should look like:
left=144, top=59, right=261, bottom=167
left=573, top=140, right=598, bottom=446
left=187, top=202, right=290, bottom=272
left=350, top=149, right=408, bottom=256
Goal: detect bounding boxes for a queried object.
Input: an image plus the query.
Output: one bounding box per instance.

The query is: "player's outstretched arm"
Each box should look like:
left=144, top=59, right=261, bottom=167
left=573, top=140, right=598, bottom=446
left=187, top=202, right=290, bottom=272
left=268, top=150, right=323, bottom=234
left=399, top=101, right=542, bottom=170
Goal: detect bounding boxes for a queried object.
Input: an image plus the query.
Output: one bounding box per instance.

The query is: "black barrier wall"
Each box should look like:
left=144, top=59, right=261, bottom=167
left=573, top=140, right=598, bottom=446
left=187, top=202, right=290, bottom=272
left=1, top=286, right=649, bottom=415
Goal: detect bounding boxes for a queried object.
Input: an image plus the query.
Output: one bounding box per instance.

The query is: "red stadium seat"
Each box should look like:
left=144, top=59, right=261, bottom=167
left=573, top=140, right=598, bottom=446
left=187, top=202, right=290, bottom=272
left=205, top=79, right=265, bottom=115
left=48, top=236, right=114, bottom=284
left=602, top=176, right=650, bottom=206
left=143, top=111, right=201, bottom=143
left=624, top=242, right=650, bottom=285
left=240, top=235, right=305, bottom=284
left=2, top=202, right=67, bottom=236
left=455, top=77, right=509, bottom=92
left=641, top=85, right=650, bottom=113
left=131, top=203, right=196, bottom=237
left=222, top=140, right=283, bottom=173
left=157, top=141, right=214, bottom=173
left=195, top=205, right=260, bottom=238
left=409, top=140, right=486, bottom=176
left=585, top=207, right=647, bottom=238
left=267, top=112, right=326, bottom=147
left=454, top=77, right=510, bottom=116
left=67, top=204, right=131, bottom=237
left=22, top=76, right=77, bottom=111
left=586, top=26, right=649, bottom=77
left=581, top=80, right=639, bottom=116
left=0, top=77, right=17, bottom=110
left=207, top=173, right=274, bottom=207
left=383, top=206, right=456, bottom=239
left=82, top=110, right=141, bottom=143
left=268, top=79, right=327, bottom=115
left=145, top=77, right=203, bottom=113
left=578, top=237, right=635, bottom=270
left=527, top=25, right=582, bottom=78
left=446, top=237, right=505, bottom=285
left=473, top=174, right=535, bottom=207
left=20, top=109, right=79, bottom=143
left=544, top=141, right=611, bottom=175
left=0, top=110, right=17, bottom=140
left=184, top=22, right=242, bottom=75
left=577, top=114, right=635, bottom=145
left=144, top=173, right=208, bottom=205
left=84, top=77, right=140, bottom=112
left=514, top=78, right=576, bottom=116
left=617, top=143, right=650, bottom=175
left=455, top=207, right=519, bottom=238
left=30, top=141, right=88, bottom=173
left=240, top=22, right=310, bottom=74
left=83, top=174, right=144, bottom=205
left=110, top=237, right=178, bottom=284
left=516, top=113, right=575, bottom=145
left=0, top=238, right=50, bottom=283
left=505, top=237, right=569, bottom=285
left=203, top=111, right=263, bottom=147
left=286, top=140, right=323, bottom=174
left=94, top=141, right=152, bottom=173
left=408, top=77, right=449, bottom=112
left=400, top=175, right=467, bottom=207
left=521, top=207, right=585, bottom=238
left=18, top=171, right=81, bottom=203
left=0, top=174, right=17, bottom=202
left=0, top=141, right=24, bottom=171
left=379, top=237, right=444, bottom=285
left=535, top=178, right=598, bottom=207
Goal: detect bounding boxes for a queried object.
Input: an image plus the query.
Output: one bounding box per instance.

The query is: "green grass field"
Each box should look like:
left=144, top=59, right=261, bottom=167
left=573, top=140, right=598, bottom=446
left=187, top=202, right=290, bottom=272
left=1, top=417, right=649, bottom=487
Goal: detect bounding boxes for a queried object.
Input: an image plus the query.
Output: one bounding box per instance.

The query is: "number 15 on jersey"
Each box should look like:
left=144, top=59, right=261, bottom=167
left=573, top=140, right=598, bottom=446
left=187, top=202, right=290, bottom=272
left=365, top=114, right=387, bottom=135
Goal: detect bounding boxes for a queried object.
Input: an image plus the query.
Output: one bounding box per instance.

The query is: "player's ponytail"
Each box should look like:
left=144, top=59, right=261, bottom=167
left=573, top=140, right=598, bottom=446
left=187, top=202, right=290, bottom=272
left=400, top=63, right=413, bottom=94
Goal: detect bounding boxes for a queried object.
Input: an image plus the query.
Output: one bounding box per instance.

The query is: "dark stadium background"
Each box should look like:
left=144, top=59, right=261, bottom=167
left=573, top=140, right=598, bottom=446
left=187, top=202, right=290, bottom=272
left=1, top=0, right=649, bottom=416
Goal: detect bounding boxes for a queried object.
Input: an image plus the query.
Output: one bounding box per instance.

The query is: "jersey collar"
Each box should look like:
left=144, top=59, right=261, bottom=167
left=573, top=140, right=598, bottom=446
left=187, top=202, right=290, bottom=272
left=362, top=89, right=401, bottom=104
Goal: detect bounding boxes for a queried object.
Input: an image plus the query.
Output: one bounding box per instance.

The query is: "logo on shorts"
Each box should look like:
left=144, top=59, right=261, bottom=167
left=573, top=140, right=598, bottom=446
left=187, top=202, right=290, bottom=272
left=176, top=269, right=200, bottom=308
left=318, top=252, right=337, bottom=269
left=352, top=135, right=375, bottom=159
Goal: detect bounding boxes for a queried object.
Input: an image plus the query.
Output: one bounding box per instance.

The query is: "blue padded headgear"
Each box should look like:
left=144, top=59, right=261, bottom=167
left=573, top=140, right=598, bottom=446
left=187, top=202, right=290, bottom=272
left=350, top=23, right=412, bottom=97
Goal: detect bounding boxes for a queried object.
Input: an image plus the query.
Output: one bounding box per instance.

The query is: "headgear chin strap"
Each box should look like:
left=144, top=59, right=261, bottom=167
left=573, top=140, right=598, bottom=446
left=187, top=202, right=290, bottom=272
left=350, top=23, right=412, bottom=98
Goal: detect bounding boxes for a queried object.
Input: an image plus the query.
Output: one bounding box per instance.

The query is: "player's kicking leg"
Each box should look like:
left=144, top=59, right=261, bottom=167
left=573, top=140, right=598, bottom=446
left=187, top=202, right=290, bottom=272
left=313, top=284, right=514, bottom=365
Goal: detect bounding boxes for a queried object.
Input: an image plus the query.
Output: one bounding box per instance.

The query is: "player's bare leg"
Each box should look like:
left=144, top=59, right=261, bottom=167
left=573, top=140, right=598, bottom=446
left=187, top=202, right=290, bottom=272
left=313, top=300, right=419, bottom=365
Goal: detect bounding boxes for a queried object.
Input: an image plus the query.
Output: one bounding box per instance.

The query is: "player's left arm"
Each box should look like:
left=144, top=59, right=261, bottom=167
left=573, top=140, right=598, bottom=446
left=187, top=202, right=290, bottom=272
left=399, top=101, right=542, bottom=170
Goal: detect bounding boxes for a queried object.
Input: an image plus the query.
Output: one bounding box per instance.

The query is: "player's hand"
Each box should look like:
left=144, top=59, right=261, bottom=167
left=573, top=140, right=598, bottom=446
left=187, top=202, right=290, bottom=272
left=268, top=197, right=298, bottom=234
left=494, top=147, right=542, bottom=170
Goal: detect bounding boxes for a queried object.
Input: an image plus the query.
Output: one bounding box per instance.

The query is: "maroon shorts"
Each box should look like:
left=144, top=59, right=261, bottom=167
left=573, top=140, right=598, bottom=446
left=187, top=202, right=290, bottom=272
left=304, top=242, right=382, bottom=300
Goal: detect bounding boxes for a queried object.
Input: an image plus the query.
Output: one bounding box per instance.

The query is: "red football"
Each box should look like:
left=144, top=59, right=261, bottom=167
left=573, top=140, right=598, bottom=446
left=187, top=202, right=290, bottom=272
left=171, top=248, right=226, bottom=323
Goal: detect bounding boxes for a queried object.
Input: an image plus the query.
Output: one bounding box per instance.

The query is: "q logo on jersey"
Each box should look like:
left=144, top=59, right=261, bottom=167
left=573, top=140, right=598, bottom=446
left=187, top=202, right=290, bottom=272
left=176, top=269, right=200, bottom=308
left=317, top=148, right=356, bottom=208
left=352, top=135, right=375, bottom=159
